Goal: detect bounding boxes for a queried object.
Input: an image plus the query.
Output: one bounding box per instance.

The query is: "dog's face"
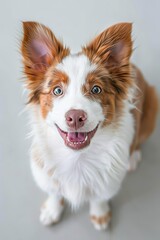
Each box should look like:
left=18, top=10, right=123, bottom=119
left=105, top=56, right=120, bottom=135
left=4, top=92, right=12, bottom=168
left=21, top=22, right=133, bottom=150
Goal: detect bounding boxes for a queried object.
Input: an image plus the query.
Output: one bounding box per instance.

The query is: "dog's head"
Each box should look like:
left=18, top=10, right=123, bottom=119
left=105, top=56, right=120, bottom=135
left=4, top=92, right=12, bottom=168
left=21, top=22, right=133, bottom=150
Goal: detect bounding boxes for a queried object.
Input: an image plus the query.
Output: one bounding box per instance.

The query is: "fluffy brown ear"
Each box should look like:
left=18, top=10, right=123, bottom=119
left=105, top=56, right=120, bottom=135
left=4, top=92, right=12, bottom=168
left=21, top=21, right=69, bottom=103
left=83, top=22, right=132, bottom=67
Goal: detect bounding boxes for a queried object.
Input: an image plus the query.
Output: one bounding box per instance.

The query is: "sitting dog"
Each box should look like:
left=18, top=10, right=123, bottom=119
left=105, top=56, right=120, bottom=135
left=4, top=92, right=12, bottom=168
left=21, top=22, right=158, bottom=230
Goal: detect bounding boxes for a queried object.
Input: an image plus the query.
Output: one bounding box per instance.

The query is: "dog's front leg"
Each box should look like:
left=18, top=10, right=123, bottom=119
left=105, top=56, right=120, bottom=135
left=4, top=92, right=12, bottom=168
left=89, top=199, right=111, bottom=230
left=40, top=193, right=65, bottom=226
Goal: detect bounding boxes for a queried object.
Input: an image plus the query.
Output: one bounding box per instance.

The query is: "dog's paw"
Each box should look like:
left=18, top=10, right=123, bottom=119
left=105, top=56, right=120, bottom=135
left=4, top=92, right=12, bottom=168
left=90, top=211, right=111, bottom=230
left=127, top=150, right=142, bottom=172
left=40, top=197, right=64, bottom=226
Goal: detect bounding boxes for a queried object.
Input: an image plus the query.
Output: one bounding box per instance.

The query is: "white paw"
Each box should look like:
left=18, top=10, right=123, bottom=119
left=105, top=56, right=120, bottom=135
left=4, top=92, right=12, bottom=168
left=40, top=197, right=64, bottom=226
left=90, top=212, right=111, bottom=231
left=127, top=150, right=142, bottom=172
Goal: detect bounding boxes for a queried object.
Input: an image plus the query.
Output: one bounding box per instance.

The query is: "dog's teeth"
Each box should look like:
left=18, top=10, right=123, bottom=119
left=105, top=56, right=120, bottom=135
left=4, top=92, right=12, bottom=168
left=66, top=134, right=88, bottom=145
left=85, top=136, right=88, bottom=141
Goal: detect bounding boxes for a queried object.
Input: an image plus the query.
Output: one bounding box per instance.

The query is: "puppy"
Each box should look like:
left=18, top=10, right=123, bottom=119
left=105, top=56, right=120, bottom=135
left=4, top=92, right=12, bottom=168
left=21, top=22, right=158, bottom=230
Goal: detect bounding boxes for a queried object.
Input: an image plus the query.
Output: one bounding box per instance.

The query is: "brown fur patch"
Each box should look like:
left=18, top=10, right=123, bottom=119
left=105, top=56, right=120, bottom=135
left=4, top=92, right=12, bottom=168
left=130, top=65, right=158, bottom=153
left=91, top=211, right=112, bottom=225
left=82, top=66, right=132, bottom=126
left=21, top=21, right=70, bottom=104
left=39, top=69, right=69, bottom=118
left=45, top=68, right=69, bottom=91
left=82, top=68, right=116, bottom=125
left=60, top=199, right=64, bottom=206
left=39, top=93, right=53, bottom=118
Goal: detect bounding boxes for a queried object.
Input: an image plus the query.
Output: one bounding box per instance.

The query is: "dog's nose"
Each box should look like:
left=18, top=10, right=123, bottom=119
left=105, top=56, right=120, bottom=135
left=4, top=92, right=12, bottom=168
left=65, top=109, right=87, bottom=129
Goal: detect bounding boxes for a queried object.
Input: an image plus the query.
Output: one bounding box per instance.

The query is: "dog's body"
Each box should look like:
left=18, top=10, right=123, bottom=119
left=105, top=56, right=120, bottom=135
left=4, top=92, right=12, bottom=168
left=21, top=22, right=158, bottom=230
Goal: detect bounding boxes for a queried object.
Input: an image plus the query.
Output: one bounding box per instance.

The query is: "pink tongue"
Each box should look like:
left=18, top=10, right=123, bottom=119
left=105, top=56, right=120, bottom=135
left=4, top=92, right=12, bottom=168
left=68, top=132, right=87, bottom=142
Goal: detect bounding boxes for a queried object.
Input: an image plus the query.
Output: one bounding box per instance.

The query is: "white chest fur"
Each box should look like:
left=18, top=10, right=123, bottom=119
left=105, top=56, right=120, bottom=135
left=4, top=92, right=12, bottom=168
left=30, top=101, right=135, bottom=208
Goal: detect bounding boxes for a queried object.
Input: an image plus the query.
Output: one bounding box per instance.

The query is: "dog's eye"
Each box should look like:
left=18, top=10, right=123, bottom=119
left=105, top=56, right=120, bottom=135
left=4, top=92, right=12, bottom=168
left=53, top=87, right=63, bottom=96
left=91, top=86, right=102, bottom=94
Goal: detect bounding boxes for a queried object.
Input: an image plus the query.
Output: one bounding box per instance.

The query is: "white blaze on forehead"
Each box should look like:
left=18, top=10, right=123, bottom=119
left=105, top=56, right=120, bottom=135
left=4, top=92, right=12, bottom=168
left=55, top=54, right=96, bottom=95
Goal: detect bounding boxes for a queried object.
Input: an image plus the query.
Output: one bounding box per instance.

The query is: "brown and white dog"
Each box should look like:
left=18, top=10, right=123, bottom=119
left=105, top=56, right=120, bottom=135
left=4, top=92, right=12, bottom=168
left=21, top=22, right=158, bottom=230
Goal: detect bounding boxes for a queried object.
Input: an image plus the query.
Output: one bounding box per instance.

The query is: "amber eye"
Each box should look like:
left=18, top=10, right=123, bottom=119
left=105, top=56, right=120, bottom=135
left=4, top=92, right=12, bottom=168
left=91, top=86, right=102, bottom=94
left=53, top=86, right=63, bottom=96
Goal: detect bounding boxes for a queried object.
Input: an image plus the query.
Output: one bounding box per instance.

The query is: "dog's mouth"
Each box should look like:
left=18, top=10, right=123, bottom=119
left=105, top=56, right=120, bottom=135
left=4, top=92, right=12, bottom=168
left=56, top=125, right=98, bottom=150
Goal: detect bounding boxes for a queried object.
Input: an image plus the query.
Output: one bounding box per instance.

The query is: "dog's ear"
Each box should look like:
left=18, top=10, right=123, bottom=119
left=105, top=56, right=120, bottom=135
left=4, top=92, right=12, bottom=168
left=21, top=22, right=69, bottom=103
left=83, top=23, right=132, bottom=67
left=21, top=22, right=69, bottom=71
